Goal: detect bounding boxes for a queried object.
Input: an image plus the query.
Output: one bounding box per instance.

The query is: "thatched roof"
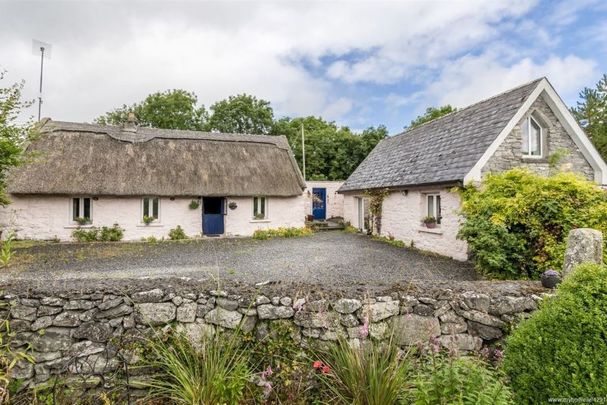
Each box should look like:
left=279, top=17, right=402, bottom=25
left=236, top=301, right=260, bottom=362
left=7, top=120, right=305, bottom=197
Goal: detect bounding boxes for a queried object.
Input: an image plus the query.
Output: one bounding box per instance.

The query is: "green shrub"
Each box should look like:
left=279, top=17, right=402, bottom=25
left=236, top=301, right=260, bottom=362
left=72, top=224, right=123, bottom=242
left=244, top=320, right=314, bottom=403
left=313, top=335, right=412, bottom=404
left=372, top=235, right=405, bottom=248
left=168, top=225, right=187, bottom=240
left=1, top=301, right=33, bottom=403
left=99, top=224, right=124, bottom=241
left=413, top=354, right=512, bottom=404
left=252, top=227, right=313, bottom=240
left=142, top=328, right=252, bottom=404
left=458, top=169, right=607, bottom=278
left=502, top=263, right=607, bottom=403
left=71, top=227, right=99, bottom=242
left=0, top=231, right=15, bottom=268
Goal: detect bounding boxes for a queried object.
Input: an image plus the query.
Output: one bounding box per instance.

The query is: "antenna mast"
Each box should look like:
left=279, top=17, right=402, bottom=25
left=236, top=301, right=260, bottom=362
left=301, top=123, right=306, bottom=181
left=32, top=40, right=52, bottom=121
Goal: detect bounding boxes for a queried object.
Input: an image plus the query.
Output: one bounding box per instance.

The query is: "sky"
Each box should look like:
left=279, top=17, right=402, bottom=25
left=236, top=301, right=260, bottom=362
left=1, top=0, right=606, bottom=134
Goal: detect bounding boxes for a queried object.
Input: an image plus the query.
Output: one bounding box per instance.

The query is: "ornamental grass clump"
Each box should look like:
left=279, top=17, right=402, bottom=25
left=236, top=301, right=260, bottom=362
left=142, top=328, right=252, bottom=404
left=313, top=334, right=412, bottom=405
left=503, top=263, right=607, bottom=403
left=458, top=168, right=607, bottom=279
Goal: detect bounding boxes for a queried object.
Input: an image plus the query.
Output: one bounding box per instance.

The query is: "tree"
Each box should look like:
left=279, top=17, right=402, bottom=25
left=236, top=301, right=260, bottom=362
left=0, top=71, right=35, bottom=205
left=96, top=89, right=208, bottom=130
left=571, top=74, right=607, bottom=159
left=206, top=94, right=274, bottom=134
left=407, top=105, right=456, bottom=129
left=271, top=116, right=387, bottom=180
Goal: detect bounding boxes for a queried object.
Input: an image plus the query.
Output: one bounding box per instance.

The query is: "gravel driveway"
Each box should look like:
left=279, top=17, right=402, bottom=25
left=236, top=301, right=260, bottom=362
left=1, top=232, right=478, bottom=287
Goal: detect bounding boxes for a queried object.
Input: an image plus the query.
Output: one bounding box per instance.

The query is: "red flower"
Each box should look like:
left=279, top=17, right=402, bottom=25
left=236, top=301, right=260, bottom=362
left=321, top=365, right=331, bottom=374
left=313, top=361, right=323, bottom=369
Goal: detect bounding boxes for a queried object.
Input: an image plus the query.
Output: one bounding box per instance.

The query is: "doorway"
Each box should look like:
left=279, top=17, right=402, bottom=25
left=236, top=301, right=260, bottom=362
left=202, top=197, right=225, bottom=235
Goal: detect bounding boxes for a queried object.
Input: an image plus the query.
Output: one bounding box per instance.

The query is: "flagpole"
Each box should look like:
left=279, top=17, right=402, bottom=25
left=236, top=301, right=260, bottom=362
left=301, top=123, right=306, bottom=181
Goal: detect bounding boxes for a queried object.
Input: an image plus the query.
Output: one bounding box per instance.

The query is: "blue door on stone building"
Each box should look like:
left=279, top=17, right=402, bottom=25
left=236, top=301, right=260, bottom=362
left=312, top=188, right=326, bottom=220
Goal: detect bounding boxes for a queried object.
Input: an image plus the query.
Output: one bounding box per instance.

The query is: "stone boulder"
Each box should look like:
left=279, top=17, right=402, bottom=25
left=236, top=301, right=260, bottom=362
left=135, top=303, right=176, bottom=326
left=563, top=228, right=603, bottom=276
left=360, top=300, right=399, bottom=322
left=332, top=299, right=362, bottom=314
left=204, top=307, right=242, bottom=329
left=257, top=304, right=294, bottom=320
left=392, top=314, right=440, bottom=345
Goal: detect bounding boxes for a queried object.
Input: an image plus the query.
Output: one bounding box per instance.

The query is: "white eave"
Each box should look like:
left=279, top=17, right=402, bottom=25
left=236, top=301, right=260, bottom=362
left=463, top=78, right=607, bottom=186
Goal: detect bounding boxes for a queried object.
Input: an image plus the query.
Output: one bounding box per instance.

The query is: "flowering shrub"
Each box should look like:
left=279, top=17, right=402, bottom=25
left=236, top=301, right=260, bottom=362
left=458, top=169, right=607, bottom=279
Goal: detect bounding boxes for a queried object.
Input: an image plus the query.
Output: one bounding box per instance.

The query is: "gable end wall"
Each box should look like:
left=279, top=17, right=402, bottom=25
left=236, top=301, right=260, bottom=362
left=481, top=94, right=594, bottom=180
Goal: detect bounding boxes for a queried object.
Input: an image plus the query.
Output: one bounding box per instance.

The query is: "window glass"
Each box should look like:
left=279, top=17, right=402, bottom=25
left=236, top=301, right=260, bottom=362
left=143, top=197, right=159, bottom=220
left=83, top=198, right=91, bottom=219
left=253, top=197, right=266, bottom=219
left=523, top=116, right=542, bottom=156
left=72, top=198, right=80, bottom=221
left=426, top=194, right=442, bottom=224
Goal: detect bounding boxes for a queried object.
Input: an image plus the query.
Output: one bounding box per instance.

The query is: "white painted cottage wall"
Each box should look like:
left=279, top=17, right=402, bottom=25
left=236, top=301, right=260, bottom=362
left=224, top=196, right=305, bottom=236
left=342, top=188, right=468, bottom=261
left=304, top=181, right=344, bottom=219
left=0, top=195, right=305, bottom=241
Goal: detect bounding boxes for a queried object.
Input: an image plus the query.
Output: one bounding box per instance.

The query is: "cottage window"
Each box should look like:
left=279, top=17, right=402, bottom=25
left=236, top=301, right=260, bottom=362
left=72, top=197, right=92, bottom=223
left=253, top=197, right=267, bottom=219
left=522, top=116, right=542, bottom=157
left=426, top=194, right=441, bottom=225
left=142, top=197, right=159, bottom=221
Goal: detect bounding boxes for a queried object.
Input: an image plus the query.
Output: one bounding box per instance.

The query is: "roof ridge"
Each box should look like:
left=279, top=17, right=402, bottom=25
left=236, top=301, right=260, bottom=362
left=394, top=77, right=545, bottom=137
left=45, top=120, right=288, bottom=148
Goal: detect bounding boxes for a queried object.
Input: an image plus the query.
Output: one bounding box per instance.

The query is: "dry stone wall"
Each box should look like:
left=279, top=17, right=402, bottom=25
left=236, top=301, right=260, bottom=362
left=2, top=279, right=547, bottom=387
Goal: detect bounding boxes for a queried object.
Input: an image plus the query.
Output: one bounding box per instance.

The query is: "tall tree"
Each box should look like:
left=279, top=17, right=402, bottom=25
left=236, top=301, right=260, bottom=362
left=206, top=94, right=274, bottom=134
left=271, top=116, right=387, bottom=180
left=96, top=89, right=208, bottom=130
left=407, top=105, right=456, bottom=129
left=571, top=74, right=607, bottom=159
left=0, top=71, right=35, bottom=205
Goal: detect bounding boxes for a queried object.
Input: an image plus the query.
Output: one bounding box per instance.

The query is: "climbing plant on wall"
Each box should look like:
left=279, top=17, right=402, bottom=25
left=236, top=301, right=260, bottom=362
left=364, top=188, right=389, bottom=235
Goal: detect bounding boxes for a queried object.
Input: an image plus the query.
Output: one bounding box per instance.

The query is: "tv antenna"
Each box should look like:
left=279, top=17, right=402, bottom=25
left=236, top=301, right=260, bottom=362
left=32, top=39, right=52, bottom=121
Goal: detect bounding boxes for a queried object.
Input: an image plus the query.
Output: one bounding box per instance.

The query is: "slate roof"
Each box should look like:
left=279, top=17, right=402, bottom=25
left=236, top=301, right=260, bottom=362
left=339, top=78, right=544, bottom=192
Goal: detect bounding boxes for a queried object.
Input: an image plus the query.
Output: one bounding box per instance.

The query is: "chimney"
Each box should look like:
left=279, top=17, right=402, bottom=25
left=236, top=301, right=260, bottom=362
left=123, top=112, right=138, bottom=132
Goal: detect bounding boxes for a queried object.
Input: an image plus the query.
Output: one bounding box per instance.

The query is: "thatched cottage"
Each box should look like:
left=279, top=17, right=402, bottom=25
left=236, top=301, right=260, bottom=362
left=0, top=119, right=306, bottom=240
left=339, top=78, right=607, bottom=261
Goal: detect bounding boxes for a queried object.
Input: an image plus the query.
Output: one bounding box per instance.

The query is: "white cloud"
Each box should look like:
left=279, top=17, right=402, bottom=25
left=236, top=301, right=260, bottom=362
left=418, top=51, right=597, bottom=111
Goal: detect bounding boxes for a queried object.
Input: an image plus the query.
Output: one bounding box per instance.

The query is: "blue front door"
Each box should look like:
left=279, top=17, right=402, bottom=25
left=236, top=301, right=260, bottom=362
left=203, top=197, right=225, bottom=235
left=312, top=188, right=326, bottom=220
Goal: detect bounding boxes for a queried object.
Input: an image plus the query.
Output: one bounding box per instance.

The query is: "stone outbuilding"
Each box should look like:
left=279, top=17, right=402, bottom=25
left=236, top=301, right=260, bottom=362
left=339, top=78, right=607, bottom=261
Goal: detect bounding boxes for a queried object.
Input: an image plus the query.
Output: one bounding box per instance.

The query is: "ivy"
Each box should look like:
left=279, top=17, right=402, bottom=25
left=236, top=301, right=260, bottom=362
left=364, top=188, right=389, bottom=235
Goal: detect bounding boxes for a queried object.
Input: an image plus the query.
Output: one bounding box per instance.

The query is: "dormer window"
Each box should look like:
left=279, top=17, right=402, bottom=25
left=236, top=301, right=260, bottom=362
left=522, top=116, right=542, bottom=157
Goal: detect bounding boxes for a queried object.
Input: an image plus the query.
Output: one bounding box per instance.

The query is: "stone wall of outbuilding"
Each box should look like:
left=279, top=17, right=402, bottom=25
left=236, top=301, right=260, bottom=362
left=482, top=93, right=595, bottom=179
left=2, top=279, right=547, bottom=387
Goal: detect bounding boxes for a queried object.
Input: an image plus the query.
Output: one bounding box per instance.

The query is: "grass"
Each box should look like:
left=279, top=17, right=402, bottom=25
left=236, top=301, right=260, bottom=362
left=141, top=328, right=252, bottom=404
left=252, top=227, right=314, bottom=240
left=371, top=235, right=405, bottom=248
left=313, top=334, right=412, bottom=405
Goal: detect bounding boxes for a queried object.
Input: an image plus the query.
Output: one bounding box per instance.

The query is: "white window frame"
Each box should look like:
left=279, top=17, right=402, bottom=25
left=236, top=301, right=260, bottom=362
left=71, top=197, right=92, bottom=224
left=522, top=116, right=543, bottom=158
left=425, top=193, right=442, bottom=225
left=142, top=197, right=160, bottom=223
left=253, top=196, right=268, bottom=220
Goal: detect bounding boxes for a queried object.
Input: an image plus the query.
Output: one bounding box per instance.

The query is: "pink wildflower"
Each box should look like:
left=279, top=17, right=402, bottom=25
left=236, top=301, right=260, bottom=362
left=359, top=316, right=369, bottom=339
